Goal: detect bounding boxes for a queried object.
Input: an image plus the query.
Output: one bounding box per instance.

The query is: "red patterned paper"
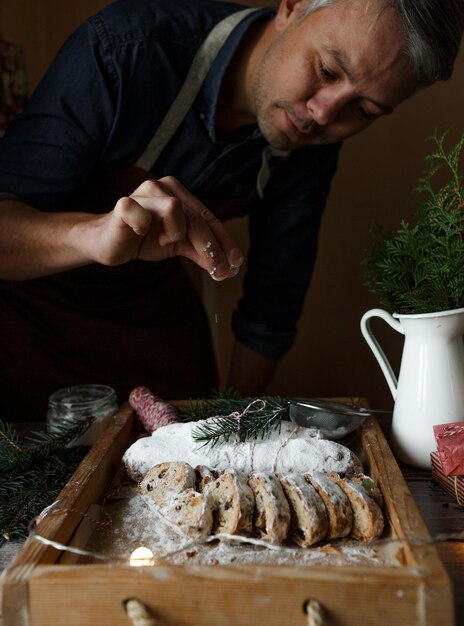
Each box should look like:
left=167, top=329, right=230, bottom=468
left=433, top=422, right=464, bottom=476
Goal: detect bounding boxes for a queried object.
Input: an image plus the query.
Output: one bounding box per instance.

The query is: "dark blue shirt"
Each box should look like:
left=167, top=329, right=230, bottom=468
left=0, top=0, right=340, bottom=358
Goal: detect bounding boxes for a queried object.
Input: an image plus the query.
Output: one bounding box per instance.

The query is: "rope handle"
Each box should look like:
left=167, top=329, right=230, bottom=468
left=305, top=599, right=325, bottom=626
left=124, top=598, right=160, bottom=626
left=124, top=597, right=325, bottom=625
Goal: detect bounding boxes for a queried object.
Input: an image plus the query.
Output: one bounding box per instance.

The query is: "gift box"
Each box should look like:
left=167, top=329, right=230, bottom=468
left=430, top=451, right=464, bottom=506
left=433, top=421, right=464, bottom=476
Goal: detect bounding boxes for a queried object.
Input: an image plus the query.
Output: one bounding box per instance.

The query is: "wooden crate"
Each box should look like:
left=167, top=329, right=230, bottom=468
left=1, top=401, right=454, bottom=626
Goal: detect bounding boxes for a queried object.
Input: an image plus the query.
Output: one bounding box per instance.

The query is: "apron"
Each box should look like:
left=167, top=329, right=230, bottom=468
left=0, top=9, right=261, bottom=421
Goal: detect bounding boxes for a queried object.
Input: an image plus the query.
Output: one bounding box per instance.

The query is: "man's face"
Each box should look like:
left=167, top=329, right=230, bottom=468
left=254, top=0, right=417, bottom=149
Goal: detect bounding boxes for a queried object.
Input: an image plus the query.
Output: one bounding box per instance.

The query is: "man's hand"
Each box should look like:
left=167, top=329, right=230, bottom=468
left=0, top=177, right=244, bottom=281
left=92, top=177, right=244, bottom=281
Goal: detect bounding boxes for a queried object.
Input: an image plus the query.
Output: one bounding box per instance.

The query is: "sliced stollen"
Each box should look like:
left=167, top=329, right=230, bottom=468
left=248, top=472, right=291, bottom=545
left=195, top=465, right=216, bottom=493
left=278, top=473, right=329, bottom=547
left=138, top=461, right=196, bottom=506
left=209, top=469, right=255, bottom=536
left=159, top=488, right=213, bottom=540
left=305, top=471, right=353, bottom=540
left=351, top=473, right=384, bottom=508
left=327, top=472, right=384, bottom=542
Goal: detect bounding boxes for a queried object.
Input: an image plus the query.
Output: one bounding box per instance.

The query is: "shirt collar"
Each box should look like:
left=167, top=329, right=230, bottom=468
left=197, top=7, right=275, bottom=144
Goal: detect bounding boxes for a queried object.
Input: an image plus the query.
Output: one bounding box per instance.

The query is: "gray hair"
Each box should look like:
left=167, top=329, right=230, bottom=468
left=301, top=0, right=464, bottom=86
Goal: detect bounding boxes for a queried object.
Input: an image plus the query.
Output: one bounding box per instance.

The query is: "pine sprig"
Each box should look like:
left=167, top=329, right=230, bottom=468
left=0, top=420, right=91, bottom=545
left=179, top=391, right=290, bottom=447
left=0, top=417, right=92, bottom=473
left=364, top=129, right=464, bottom=314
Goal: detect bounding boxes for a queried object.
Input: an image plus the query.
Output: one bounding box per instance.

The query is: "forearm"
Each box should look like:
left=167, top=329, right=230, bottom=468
left=0, top=200, right=99, bottom=280
left=227, top=340, right=278, bottom=397
left=0, top=180, right=244, bottom=282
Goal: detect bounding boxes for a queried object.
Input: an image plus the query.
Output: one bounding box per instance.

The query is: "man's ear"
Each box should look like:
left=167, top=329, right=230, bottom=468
left=275, top=0, right=307, bottom=31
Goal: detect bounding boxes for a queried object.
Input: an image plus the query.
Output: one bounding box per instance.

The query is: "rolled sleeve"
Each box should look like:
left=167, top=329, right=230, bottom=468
left=232, top=308, right=296, bottom=358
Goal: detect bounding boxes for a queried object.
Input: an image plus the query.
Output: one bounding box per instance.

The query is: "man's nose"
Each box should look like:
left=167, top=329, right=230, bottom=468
left=306, top=91, right=343, bottom=126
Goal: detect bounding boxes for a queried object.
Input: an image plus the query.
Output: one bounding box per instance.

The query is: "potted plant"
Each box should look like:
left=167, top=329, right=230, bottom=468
left=360, top=130, right=464, bottom=469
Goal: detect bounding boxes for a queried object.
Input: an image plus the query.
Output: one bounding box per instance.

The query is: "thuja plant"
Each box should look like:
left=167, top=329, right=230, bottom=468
left=364, top=130, right=464, bottom=314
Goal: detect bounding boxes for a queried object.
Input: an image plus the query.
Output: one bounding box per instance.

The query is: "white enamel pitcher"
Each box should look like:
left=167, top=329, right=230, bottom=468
left=360, top=307, right=464, bottom=469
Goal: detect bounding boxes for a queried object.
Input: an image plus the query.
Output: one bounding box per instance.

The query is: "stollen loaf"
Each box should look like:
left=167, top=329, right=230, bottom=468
left=123, top=420, right=363, bottom=482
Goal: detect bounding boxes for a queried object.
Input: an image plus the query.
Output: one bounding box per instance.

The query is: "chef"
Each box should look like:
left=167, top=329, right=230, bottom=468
left=0, top=0, right=462, bottom=419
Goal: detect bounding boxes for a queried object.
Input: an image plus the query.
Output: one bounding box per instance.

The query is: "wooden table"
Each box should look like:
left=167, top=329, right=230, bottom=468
left=1, top=419, right=463, bottom=625
left=401, top=463, right=464, bottom=625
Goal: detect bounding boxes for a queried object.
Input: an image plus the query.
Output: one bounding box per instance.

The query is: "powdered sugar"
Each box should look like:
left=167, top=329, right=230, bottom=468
left=123, top=420, right=362, bottom=481
left=83, top=487, right=399, bottom=568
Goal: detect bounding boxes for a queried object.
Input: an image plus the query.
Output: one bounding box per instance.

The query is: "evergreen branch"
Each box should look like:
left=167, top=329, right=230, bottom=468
left=0, top=420, right=22, bottom=469
left=0, top=417, right=93, bottom=473
left=0, top=420, right=91, bottom=544
left=364, top=129, right=464, bottom=314
left=180, top=393, right=290, bottom=447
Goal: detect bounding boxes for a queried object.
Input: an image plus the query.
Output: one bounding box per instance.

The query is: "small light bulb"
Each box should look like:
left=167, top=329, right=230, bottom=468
left=129, top=546, right=155, bottom=567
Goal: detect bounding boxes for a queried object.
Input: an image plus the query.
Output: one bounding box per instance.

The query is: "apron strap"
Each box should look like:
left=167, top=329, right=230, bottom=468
left=135, top=8, right=258, bottom=172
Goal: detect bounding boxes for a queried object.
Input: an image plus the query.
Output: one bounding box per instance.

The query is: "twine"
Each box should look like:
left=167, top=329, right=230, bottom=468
left=206, top=398, right=267, bottom=441
left=272, top=425, right=299, bottom=472
left=207, top=398, right=266, bottom=472
left=206, top=399, right=301, bottom=473
left=437, top=424, right=464, bottom=438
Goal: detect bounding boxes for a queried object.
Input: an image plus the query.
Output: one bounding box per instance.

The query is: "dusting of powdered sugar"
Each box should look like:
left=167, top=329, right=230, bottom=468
left=122, top=421, right=362, bottom=482
left=82, top=487, right=400, bottom=568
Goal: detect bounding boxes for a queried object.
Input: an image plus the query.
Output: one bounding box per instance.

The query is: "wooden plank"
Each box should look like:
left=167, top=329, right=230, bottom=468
left=27, top=563, right=426, bottom=626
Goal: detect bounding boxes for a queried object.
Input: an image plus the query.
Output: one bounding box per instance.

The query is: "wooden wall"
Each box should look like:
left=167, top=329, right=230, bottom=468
left=1, top=0, right=463, bottom=408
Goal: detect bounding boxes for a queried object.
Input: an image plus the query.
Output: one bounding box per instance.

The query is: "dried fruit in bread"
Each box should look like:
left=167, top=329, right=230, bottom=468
left=160, top=488, right=213, bottom=540
left=351, top=473, right=384, bottom=508
left=195, top=465, right=216, bottom=493
left=138, top=461, right=196, bottom=506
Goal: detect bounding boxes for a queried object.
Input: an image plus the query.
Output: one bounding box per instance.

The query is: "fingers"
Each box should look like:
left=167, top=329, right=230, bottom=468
left=151, top=177, right=244, bottom=280
left=129, top=191, right=187, bottom=245
left=113, top=196, right=153, bottom=237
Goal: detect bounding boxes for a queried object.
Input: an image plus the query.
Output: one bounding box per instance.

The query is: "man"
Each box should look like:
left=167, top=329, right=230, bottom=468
left=0, top=0, right=462, bottom=419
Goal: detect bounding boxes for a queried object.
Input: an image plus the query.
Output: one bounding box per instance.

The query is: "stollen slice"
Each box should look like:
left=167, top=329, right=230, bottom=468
left=305, top=471, right=353, bottom=540
left=209, top=469, right=255, bottom=536
left=248, top=472, right=291, bottom=544
left=327, top=472, right=384, bottom=542
left=278, top=473, right=328, bottom=547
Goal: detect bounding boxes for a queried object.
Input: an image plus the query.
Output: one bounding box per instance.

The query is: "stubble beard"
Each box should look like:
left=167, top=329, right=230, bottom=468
left=253, top=43, right=323, bottom=150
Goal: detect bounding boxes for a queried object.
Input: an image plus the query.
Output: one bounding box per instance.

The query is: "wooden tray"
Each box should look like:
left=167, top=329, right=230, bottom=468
left=1, top=400, right=454, bottom=626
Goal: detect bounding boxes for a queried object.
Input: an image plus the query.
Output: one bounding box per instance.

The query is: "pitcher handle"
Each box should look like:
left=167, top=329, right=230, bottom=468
left=360, top=308, right=404, bottom=400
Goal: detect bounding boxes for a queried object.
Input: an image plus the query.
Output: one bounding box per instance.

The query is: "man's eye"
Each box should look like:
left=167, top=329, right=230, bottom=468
left=355, top=101, right=378, bottom=120
left=358, top=106, right=374, bottom=119
left=319, top=63, right=336, bottom=81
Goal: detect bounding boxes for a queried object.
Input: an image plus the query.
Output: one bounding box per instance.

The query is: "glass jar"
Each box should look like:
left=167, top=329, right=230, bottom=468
left=47, top=384, right=119, bottom=445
